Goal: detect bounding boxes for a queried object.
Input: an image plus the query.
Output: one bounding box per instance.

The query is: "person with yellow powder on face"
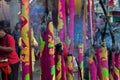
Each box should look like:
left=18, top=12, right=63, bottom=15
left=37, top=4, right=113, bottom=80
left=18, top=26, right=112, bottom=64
left=18, top=28, right=38, bottom=72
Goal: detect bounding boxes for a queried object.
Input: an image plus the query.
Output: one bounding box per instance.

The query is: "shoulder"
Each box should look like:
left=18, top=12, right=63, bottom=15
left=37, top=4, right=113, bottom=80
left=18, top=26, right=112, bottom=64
left=12, top=30, right=17, bottom=33
left=7, top=34, right=13, bottom=37
left=6, top=34, right=14, bottom=41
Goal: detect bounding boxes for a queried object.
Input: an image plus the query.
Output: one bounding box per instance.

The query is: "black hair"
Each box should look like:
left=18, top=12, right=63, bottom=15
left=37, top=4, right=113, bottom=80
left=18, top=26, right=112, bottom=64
left=0, top=26, right=3, bottom=30
left=15, top=22, right=21, bottom=30
left=0, top=20, right=11, bottom=34
left=55, top=43, right=63, bottom=55
left=4, top=20, right=10, bottom=28
left=0, top=21, right=5, bottom=31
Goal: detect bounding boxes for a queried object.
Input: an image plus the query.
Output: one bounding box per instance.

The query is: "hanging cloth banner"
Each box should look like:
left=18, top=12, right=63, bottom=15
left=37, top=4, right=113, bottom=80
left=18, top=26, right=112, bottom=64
left=40, top=21, right=55, bottom=80
left=89, top=47, right=97, bottom=80
left=96, top=47, right=102, bottom=80
left=88, top=0, right=93, bottom=45
left=67, top=0, right=74, bottom=54
left=57, top=0, right=66, bottom=42
left=109, top=51, right=115, bottom=80
left=21, top=0, right=32, bottom=80
left=92, top=0, right=97, bottom=41
left=66, top=0, right=82, bottom=15
left=74, top=0, right=82, bottom=15
left=57, top=0, right=67, bottom=80
left=55, top=53, right=62, bottom=80
left=100, top=46, right=109, bottom=80
left=67, top=54, right=74, bottom=80
left=82, top=0, right=87, bottom=48
left=55, top=43, right=62, bottom=80
left=66, top=0, right=74, bottom=78
left=114, top=54, right=120, bottom=80
left=89, top=57, right=97, bottom=80
left=78, top=44, right=84, bottom=80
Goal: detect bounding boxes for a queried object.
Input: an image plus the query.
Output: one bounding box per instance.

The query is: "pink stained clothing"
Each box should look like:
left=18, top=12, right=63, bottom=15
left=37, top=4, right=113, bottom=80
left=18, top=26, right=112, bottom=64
left=62, top=42, right=68, bottom=58
left=0, top=34, right=20, bottom=64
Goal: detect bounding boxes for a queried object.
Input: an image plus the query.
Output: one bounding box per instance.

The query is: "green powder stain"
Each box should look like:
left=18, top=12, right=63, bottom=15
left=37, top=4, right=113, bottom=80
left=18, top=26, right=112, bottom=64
left=67, top=37, right=71, bottom=47
left=51, top=65, right=55, bottom=75
left=57, top=60, right=61, bottom=70
left=78, top=45, right=83, bottom=48
left=67, top=73, right=73, bottom=80
left=89, top=72, right=91, bottom=80
left=102, top=68, right=109, bottom=77
left=40, top=36, right=45, bottom=48
left=24, top=74, right=30, bottom=80
left=57, top=17, right=64, bottom=31
left=48, top=45, right=54, bottom=48
left=80, top=61, right=84, bottom=68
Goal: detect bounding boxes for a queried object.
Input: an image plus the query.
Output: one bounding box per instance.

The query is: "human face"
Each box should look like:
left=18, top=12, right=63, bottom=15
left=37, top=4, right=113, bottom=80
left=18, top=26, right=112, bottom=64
left=17, top=23, right=21, bottom=30
left=0, top=30, right=5, bottom=38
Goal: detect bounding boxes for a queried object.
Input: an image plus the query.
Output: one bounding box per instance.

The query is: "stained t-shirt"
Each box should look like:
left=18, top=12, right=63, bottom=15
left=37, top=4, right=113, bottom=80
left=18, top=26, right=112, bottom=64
left=0, top=34, right=20, bottom=64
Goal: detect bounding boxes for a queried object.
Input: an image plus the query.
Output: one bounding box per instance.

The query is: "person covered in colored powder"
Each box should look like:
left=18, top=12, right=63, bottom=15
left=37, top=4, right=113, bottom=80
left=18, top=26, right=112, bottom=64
left=54, top=36, right=68, bottom=59
left=18, top=28, right=38, bottom=72
left=12, top=22, right=21, bottom=58
left=0, top=23, right=20, bottom=80
left=54, top=36, right=68, bottom=79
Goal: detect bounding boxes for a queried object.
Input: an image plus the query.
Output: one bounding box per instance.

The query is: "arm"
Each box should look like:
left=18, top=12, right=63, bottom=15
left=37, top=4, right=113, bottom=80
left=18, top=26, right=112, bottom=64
left=0, top=46, right=13, bottom=53
left=6, top=35, right=16, bottom=53
left=32, top=37, right=38, bottom=47
left=18, top=37, right=22, bottom=49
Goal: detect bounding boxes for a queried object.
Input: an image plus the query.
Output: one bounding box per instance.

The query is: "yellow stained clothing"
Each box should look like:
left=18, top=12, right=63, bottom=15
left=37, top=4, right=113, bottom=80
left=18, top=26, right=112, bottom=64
left=18, top=36, right=38, bottom=62
left=66, top=0, right=82, bottom=15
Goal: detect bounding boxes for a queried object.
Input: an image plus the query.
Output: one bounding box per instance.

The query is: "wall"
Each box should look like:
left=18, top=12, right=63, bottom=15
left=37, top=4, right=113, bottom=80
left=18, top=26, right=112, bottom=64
left=0, top=0, right=10, bottom=21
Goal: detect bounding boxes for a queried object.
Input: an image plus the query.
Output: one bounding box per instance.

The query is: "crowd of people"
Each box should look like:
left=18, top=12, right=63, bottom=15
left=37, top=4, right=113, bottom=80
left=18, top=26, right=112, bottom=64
left=0, top=20, right=40, bottom=80
left=0, top=21, right=20, bottom=80
left=0, top=20, right=77, bottom=80
left=0, top=15, right=120, bottom=80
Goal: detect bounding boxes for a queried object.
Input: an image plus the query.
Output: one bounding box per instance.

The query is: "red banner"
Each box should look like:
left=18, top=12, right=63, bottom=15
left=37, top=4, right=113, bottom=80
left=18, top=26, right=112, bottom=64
left=108, top=0, right=114, bottom=6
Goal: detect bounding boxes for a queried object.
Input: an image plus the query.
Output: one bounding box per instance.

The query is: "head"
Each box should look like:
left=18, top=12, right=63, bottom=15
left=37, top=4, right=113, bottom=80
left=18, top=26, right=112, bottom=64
left=0, top=26, right=6, bottom=38
left=15, top=22, right=21, bottom=30
left=0, top=20, right=11, bottom=34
